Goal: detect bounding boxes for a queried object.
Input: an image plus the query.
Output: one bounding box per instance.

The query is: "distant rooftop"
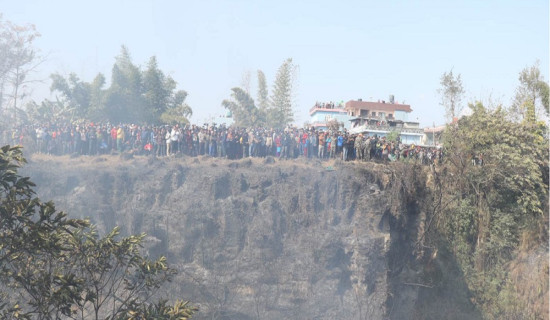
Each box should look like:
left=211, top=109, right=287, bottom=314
left=345, top=100, right=413, bottom=113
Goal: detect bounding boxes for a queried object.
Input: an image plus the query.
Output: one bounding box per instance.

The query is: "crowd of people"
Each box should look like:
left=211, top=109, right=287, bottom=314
left=0, top=121, right=444, bottom=165
left=313, top=101, right=344, bottom=109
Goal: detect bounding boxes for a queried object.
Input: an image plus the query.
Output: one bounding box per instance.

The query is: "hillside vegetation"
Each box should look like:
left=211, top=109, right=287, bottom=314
left=426, top=102, right=549, bottom=319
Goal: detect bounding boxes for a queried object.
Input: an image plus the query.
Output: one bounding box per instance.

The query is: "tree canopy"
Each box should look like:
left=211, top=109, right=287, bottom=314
left=221, top=59, right=298, bottom=128
left=256, top=70, right=269, bottom=117
left=46, top=46, right=192, bottom=125
left=432, top=101, right=549, bottom=318
left=269, top=58, right=297, bottom=128
left=0, top=145, right=197, bottom=319
left=221, top=87, right=261, bottom=128
left=512, top=61, right=549, bottom=121
left=438, top=69, right=465, bottom=122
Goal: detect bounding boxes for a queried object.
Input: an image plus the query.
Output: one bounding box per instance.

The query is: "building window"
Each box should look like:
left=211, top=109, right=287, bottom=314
left=360, top=110, right=368, bottom=117
left=371, top=112, right=376, bottom=117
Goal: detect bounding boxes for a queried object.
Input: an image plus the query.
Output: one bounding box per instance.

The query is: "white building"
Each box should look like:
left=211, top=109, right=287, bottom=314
left=345, top=98, right=424, bottom=144
left=308, top=102, right=351, bottom=130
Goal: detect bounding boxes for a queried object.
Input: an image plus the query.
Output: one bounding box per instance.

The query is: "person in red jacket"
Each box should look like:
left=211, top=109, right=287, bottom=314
left=110, top=126, right=118, bottom=151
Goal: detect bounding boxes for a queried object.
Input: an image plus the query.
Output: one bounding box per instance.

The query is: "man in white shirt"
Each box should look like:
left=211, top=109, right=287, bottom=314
left=170, top=126, right=179, bottom=154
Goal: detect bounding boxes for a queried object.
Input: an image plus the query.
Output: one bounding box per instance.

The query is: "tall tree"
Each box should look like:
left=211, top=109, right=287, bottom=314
left=88, top=73, right=106, bottom=121
left=143, top=56, right=174, bottom=122
left=49, top=50, right=191, bottom=124
left=102, top=48, right=192, bottom=124
left=438, top=69, right=465, bottom=123
left=512, top=61, right=549, bottom=121
left=269, top=58, right=297, bottom=128
left=50, top=73, right=92, bottom=120
left=0, top=15, right=42, bottom=124
left=222, top=87, right=260, bottom=127
left=240, top=70, right=251, bottom=95
left=256, top=70, right=269, bottom=119
left=104, top=46, right=146, bottom=123
left=160, top=90, right=193, bottom=125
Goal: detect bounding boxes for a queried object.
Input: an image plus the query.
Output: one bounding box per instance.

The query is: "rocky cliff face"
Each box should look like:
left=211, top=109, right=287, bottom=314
left=23, top=154, right=479, bottom=320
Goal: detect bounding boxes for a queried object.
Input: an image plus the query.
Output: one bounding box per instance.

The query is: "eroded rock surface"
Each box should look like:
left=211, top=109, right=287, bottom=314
left=24, top=155, right=479, bottom=320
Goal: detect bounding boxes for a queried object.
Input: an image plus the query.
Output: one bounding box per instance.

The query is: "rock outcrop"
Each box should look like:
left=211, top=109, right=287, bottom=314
left=23, top=154, right=479, bottom=320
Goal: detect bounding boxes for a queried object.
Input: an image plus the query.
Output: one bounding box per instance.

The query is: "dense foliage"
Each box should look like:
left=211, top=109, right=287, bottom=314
left=221, top=58, right=298, bottom=128
left=221, top=87, right=262, bottom=128
left=268, top=58, right=297, bottom=128
left=45, top=48, right=192, bottom=125
left=512, top=60, right=549, bottom=120
left=430, top=102, right=549, bottom=319
left=0, top=145, right=197, bottom=319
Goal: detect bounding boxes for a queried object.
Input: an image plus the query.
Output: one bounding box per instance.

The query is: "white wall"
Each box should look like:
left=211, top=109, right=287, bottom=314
left=394, top=110, right=409, bottom=121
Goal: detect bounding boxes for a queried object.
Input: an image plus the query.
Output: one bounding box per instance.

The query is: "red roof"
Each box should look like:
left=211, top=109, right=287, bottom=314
left=345, top=100, right=412, bottom=113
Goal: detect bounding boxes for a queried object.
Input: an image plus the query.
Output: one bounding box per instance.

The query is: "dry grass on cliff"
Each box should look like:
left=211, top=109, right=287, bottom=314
left=28, top=152, right=372, bottom=172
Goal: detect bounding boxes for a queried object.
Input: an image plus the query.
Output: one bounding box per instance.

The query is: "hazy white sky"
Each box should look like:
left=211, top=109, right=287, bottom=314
left=2, top=0, right=548, bottom=127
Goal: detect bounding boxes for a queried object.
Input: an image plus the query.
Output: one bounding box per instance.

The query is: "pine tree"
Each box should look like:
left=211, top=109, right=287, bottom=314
left=257, top=70, right=269, bottom=113
left=269, top=58, right=297, bottom=128
left=256, top=70, right=269, bottom=125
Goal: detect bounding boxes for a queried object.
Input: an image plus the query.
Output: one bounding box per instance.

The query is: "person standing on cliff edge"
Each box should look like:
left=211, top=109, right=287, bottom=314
left=116, top=125, right=125, bottom=153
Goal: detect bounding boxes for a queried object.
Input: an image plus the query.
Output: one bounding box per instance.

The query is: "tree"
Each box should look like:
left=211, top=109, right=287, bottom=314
left=99, top=48, right=192, bottom=124
left=438, top=102, right=548, bottom=318
left=240, top=70, right=251, bottom=95
left=104, top=46, right=146, bottom=123
left=88, top=73, right=107, bottom=121
left=143, top=56, right=175, bottom=122
left=25, top=98, right=75, bottom=123
left=49, top=72, right=107, bottom=122
left=49, top=50, right=192, bottom=125
left=50, top=73, right=92, bottom=120
left=438, top=69, right=465, bottom=122
left=512, top=61, right=549, bottom=121
left=386, top=130, right=399, bottom=142
left=268, top=58, right=297, bottom=128
left=0, top=15, right=43, bottom=125
left=256, top=70, right=269, bottom=121
left=222, top=87, right=261, bottom=127
left=66, top=226, right=192, bottom=320
left=160, top=90, right=192, bottom=125
left=0, top=145, right=197, bottom=319
left=0, top=145, right=89, bottom=319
